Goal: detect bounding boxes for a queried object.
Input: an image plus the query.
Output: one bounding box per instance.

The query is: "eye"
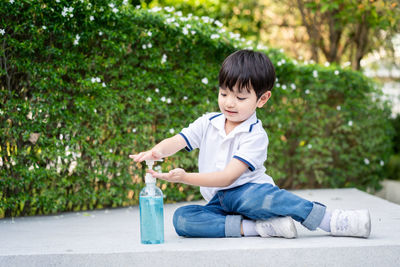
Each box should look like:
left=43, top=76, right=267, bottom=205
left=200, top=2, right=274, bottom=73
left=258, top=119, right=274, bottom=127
left=220, top=92, right=227, bottom=97
left=237, top=97, right=247, bottom=101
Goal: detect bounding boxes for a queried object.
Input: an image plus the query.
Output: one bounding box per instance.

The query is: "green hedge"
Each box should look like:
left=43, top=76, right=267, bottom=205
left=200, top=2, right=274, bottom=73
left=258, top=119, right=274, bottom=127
left=0, top=1, right=393, bottom=217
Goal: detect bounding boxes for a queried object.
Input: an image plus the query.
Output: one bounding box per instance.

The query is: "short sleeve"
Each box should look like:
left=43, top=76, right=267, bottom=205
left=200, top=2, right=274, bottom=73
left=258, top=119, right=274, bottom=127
left=233, top=132, right=268, bottom=171
left=179, top=114, right=209, bottom=151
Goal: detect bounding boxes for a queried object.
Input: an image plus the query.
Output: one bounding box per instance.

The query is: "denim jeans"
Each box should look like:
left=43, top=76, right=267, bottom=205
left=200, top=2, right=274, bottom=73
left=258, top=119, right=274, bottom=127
left=173, top=183, right=326, bottom=237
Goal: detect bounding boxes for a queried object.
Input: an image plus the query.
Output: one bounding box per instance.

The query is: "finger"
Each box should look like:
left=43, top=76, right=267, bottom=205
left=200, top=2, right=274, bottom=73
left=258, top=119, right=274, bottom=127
left=150, top=171, right=170, bottom=180
left=135, top=152, right=146, bottom=162
left=129, top=154, right=137, bottom=159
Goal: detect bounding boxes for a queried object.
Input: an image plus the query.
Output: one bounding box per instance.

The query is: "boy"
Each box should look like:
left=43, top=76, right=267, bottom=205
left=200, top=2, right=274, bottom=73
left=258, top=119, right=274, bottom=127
left=130, top=50, right=371, bottom=238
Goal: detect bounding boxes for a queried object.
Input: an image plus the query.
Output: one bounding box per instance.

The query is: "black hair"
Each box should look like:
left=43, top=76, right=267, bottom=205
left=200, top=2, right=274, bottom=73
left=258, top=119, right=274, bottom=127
left=218, top=50, right=275, bottom=99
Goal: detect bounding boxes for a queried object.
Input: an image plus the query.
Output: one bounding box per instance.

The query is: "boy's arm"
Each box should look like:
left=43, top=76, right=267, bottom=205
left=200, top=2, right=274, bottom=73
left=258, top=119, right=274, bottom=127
left=148, top=158, right=248, bottom=187
left=129, top=134, right=187, bottom=162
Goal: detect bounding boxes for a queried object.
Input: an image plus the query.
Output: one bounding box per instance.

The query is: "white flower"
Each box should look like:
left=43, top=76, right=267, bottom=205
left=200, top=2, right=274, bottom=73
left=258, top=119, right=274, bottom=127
left=60, top=134, right=63, bottom=140
left=334, top=70, right=340, bottom=75
left=380, top=160, right=384, bottom=166
left=0, top=157, right=3, bottom=167
left=99, top=31, right=103, bottom=36
left=281, top=85, right=287, bottom=90
left=102, top=82, right=106, bottom=87
left=164, top=6, right=174, bottom=12
left=166, top=17, right=175, bottom=24
left=324, top=62, right=330, bottom=67
left=109, top=3, right=115, bottom=8
left=90, top=16, right=94, bottom=21
left=42, top=26, right=47, bottom=30
left=147, top=31, right=152, bottom=37
left=147, top=43, right=152, bottom=48
left=68, top=161, right=77, bottom=175
left=155, top=88, right=160, bottom=93
left=112, top=8, right=118, bottom=13
left=161, top=96, right=166, bottom=102
left=132, top=128, right=137, bottom=133
left=10, top=0, right=15, bottom=3
left=0, top=29, right=5, bottom=35
left=182, top=28, right=189, bottom=35
left=0, top=109, right=3, bottom=115
left=109, top=149, right=113, bottom=153
left=201, top=78, right=208, bottom=84
left=167, top=98, right=171, bottom=104
left=27, top=111, right=33, bottom=120
left=146, top=97, right=152, bottom=102
left=91, top=77, right=96, bottom=83
left=276, top=83, right=280, bottom=88
left=364, top=158, right=370, bottom=165
left=214, top=20, right=223, bottom=27
left=142, top=44, right=146, bottom=49
left=210, top=34, right=220, bottom=39
left=161, top=54, right=167, bottom=64
left=136, top=5, right=141, bottom=9
left=11, top=158, right=16, bottom=166
left=176, top=11, right=183, bottom=16
left=123, top=0, right=128, bottom=5
left=169, top=128, right=175, bottom=134
left=307, top=144, right=312, bottom=149
left=62, top=10, right=67, bottom=17
left=313, top=70, right=318, bottom=78
left=348, top=120, right=353, bottom=126
left=336, top=106, right=341, bottom=111
left=73, top=34, right=80, bottom=46
left=191, top=30, right=196, bottom=35
left=183, top=96, right=188, bottom=100
left=95, top=77, right=100, bottom=82
left=29, top=165, right=34, bottom=171
left=305, top=89, right=310, bottom=94
left=291, top=83, right=296, bottom=90
left=174, top=22, right=179, bottom=27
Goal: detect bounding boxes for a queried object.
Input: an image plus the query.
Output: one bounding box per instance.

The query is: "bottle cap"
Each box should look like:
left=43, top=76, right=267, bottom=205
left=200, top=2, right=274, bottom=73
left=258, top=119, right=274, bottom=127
left=145, top=173, right=156, bottom=184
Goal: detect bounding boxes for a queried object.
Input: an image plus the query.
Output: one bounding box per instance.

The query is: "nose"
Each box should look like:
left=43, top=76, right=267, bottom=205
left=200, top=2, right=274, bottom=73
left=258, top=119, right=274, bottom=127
left=225, top=95, right=235, bottom=107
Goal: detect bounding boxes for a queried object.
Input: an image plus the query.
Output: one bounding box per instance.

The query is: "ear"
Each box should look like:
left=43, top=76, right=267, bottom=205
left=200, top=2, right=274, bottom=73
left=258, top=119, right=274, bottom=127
left=256, top=91, right=271, bottom=108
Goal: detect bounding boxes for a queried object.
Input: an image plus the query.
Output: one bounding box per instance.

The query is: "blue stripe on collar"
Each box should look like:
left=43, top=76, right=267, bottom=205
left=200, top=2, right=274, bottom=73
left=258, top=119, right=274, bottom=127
left=209, top=113, right=223, bottom=121
left=249, top=120, right=259, bottom=132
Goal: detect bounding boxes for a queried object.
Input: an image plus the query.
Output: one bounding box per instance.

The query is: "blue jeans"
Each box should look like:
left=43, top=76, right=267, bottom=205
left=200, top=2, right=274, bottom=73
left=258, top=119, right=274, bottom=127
left=173, top=183, right=326, bottom=237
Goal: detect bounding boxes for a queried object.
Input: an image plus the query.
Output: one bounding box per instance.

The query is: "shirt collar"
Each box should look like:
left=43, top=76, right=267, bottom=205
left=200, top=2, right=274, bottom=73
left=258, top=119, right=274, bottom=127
left=210, top=112, right=259, bottom=135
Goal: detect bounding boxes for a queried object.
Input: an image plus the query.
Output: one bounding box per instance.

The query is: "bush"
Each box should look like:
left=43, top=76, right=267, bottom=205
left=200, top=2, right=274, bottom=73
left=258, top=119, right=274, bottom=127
left=386, top=115, right=400, bottom=180
left=0, top=1, right=393, bottom=217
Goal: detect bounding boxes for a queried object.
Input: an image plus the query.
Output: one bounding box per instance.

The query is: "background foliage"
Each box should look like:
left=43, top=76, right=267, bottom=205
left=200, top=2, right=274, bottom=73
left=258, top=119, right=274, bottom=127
left=0, top=1, right=394, bottom=217
left=148, top=0, right=400, bottom=70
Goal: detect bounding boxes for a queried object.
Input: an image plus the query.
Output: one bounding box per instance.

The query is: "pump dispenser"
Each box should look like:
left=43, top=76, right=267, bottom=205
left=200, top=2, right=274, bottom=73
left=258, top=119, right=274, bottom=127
left=139, top=160, right=164, bottom=244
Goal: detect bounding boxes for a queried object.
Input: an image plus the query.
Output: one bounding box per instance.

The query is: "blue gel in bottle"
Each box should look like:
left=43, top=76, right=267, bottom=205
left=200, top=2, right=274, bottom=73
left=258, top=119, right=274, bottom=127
left=139, top=161, right=164, bottom=244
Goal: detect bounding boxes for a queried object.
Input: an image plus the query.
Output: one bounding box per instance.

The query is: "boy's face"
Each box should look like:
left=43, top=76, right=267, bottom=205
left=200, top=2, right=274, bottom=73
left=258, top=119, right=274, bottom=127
left=218, top=85, right=270, bottom=126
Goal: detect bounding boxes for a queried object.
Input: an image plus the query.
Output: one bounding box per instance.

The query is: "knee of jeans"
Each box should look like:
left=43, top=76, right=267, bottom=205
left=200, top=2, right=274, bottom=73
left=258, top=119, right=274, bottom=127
left=173, top=206, right=189, bottom=236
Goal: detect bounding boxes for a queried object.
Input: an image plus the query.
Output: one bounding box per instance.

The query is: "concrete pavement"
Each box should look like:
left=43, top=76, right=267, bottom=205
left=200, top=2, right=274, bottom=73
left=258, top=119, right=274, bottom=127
left=1, top=188, right=400, bottom=266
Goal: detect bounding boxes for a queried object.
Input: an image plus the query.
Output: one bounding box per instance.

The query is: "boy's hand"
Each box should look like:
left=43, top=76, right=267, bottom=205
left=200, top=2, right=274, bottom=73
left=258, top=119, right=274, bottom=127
left=147, top=168, right=186, bottom=183
left=129, top=149, right=162, bottom=162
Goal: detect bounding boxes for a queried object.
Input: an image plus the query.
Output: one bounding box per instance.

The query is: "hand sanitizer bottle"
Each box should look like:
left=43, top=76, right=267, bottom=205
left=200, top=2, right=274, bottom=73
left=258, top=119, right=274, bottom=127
left=139, top=160, right=164, bottom=244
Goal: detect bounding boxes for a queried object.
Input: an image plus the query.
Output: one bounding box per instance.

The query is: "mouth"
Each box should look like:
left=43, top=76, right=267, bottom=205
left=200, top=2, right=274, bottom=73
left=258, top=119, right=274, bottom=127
left=225, top=109, right=238, bottom=115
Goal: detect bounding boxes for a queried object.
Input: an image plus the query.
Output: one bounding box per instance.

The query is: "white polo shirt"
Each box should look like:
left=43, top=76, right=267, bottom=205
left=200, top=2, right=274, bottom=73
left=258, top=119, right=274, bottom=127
left=179, top=112, right=275, bottom=202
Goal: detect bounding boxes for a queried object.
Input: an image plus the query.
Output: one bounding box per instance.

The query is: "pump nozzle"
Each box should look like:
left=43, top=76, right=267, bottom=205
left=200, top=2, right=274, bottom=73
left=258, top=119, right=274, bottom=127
left=145, top=159, right=163, bottom=170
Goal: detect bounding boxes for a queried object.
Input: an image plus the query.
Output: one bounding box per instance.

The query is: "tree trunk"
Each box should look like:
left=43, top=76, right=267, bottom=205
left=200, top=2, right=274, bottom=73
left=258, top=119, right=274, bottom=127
left=352, top=13, right=369, bottom=70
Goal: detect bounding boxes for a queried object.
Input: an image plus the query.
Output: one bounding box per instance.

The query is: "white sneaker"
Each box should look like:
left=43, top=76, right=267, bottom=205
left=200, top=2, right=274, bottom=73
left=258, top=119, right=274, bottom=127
left=255, top=216, right=298, bottom=238
left=330, top=209, right=371, bottom=238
